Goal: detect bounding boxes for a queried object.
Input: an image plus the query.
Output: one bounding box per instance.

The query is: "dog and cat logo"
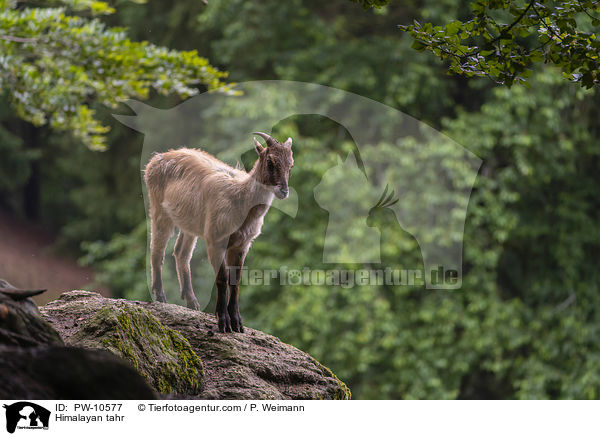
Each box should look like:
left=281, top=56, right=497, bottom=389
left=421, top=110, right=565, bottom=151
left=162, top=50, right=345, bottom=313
left=2, top=402, right=50, bottom=433
left=119, top=81, right=482, bottom=296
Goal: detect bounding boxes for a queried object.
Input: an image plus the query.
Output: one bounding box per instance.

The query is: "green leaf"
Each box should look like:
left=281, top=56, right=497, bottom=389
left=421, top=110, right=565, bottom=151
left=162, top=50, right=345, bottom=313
left=411, top=40, right=427, bottom=51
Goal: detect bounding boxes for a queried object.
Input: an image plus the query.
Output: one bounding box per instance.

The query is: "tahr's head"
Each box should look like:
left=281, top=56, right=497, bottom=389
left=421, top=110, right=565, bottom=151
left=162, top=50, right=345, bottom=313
left=253, top=132, right=294, bottom=199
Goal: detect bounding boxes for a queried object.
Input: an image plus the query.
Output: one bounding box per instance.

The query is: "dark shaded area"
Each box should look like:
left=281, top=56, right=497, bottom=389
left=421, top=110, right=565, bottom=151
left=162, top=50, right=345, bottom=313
left=0, top=281, right=63, bottom=347
left=0, top=283, right=155, bottom=400
left=0, top=346, right=157, bottom=400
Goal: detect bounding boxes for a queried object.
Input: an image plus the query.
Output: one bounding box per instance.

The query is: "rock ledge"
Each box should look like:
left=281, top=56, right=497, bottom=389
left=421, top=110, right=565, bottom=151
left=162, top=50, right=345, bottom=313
left=41, top=291, right=350, bottom=400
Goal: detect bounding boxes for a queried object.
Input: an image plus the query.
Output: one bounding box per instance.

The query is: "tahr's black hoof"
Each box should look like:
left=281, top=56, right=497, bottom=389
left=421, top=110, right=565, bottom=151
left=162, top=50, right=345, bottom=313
left=186, top=299, right=201, bottom=311
left=217, top=312, right=233, bottom=333
left=154, top=293, right=167, bottom=303
left=230, top=313, right=244, bottom=333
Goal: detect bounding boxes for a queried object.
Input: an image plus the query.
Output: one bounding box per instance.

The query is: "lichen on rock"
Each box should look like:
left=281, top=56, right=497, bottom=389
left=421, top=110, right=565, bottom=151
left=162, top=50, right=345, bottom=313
left=63, top=301, right=203, bottom=395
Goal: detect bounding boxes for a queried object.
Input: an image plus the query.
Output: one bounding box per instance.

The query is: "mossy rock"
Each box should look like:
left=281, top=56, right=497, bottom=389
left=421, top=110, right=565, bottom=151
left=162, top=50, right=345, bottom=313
left=42, top=291, right=351, bottom=400
left=68, top=303, right=203, bottom=395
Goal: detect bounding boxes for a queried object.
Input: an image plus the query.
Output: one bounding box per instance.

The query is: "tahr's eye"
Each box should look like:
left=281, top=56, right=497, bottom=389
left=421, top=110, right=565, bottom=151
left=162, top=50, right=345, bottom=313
left=267, top=158, right=275, bottom=171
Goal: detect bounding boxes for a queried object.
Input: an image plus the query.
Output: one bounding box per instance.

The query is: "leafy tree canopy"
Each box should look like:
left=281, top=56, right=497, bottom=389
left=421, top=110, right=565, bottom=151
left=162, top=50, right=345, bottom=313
left=357, top=0, right=600, bottom=88
left=0, top=0, right=229, bottom=149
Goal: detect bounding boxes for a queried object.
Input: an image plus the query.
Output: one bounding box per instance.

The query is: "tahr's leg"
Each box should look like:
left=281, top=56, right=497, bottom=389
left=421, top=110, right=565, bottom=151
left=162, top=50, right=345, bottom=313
left=149, top=212, right=173, bottom=303
left=207, top=241, right=230, bottom=333
left=226, top=247, right=248, bottom=333
left=173, top=231, right=200, bottom=310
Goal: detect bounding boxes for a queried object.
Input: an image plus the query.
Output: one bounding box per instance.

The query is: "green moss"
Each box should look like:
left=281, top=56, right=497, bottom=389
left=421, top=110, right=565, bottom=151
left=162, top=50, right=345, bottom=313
left=71, top=303, right=203, bottom=395
left=310, top=357, right=352, bottom=400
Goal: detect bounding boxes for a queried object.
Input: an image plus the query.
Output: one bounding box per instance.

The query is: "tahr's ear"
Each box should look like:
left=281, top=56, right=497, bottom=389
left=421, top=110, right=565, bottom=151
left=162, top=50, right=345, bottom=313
left=254, top=137, right=265, bottom=154
left=283, top=137, right=293, bottom=148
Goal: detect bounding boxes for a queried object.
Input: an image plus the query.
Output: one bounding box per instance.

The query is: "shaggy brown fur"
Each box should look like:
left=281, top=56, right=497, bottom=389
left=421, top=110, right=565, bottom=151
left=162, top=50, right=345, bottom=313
left=144, top=132, right=293, bottom=333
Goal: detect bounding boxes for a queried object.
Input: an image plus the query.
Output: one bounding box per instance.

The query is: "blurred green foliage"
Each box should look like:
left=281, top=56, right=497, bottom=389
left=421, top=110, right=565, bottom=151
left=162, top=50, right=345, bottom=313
left=1, top=0, right=600, bottom=399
